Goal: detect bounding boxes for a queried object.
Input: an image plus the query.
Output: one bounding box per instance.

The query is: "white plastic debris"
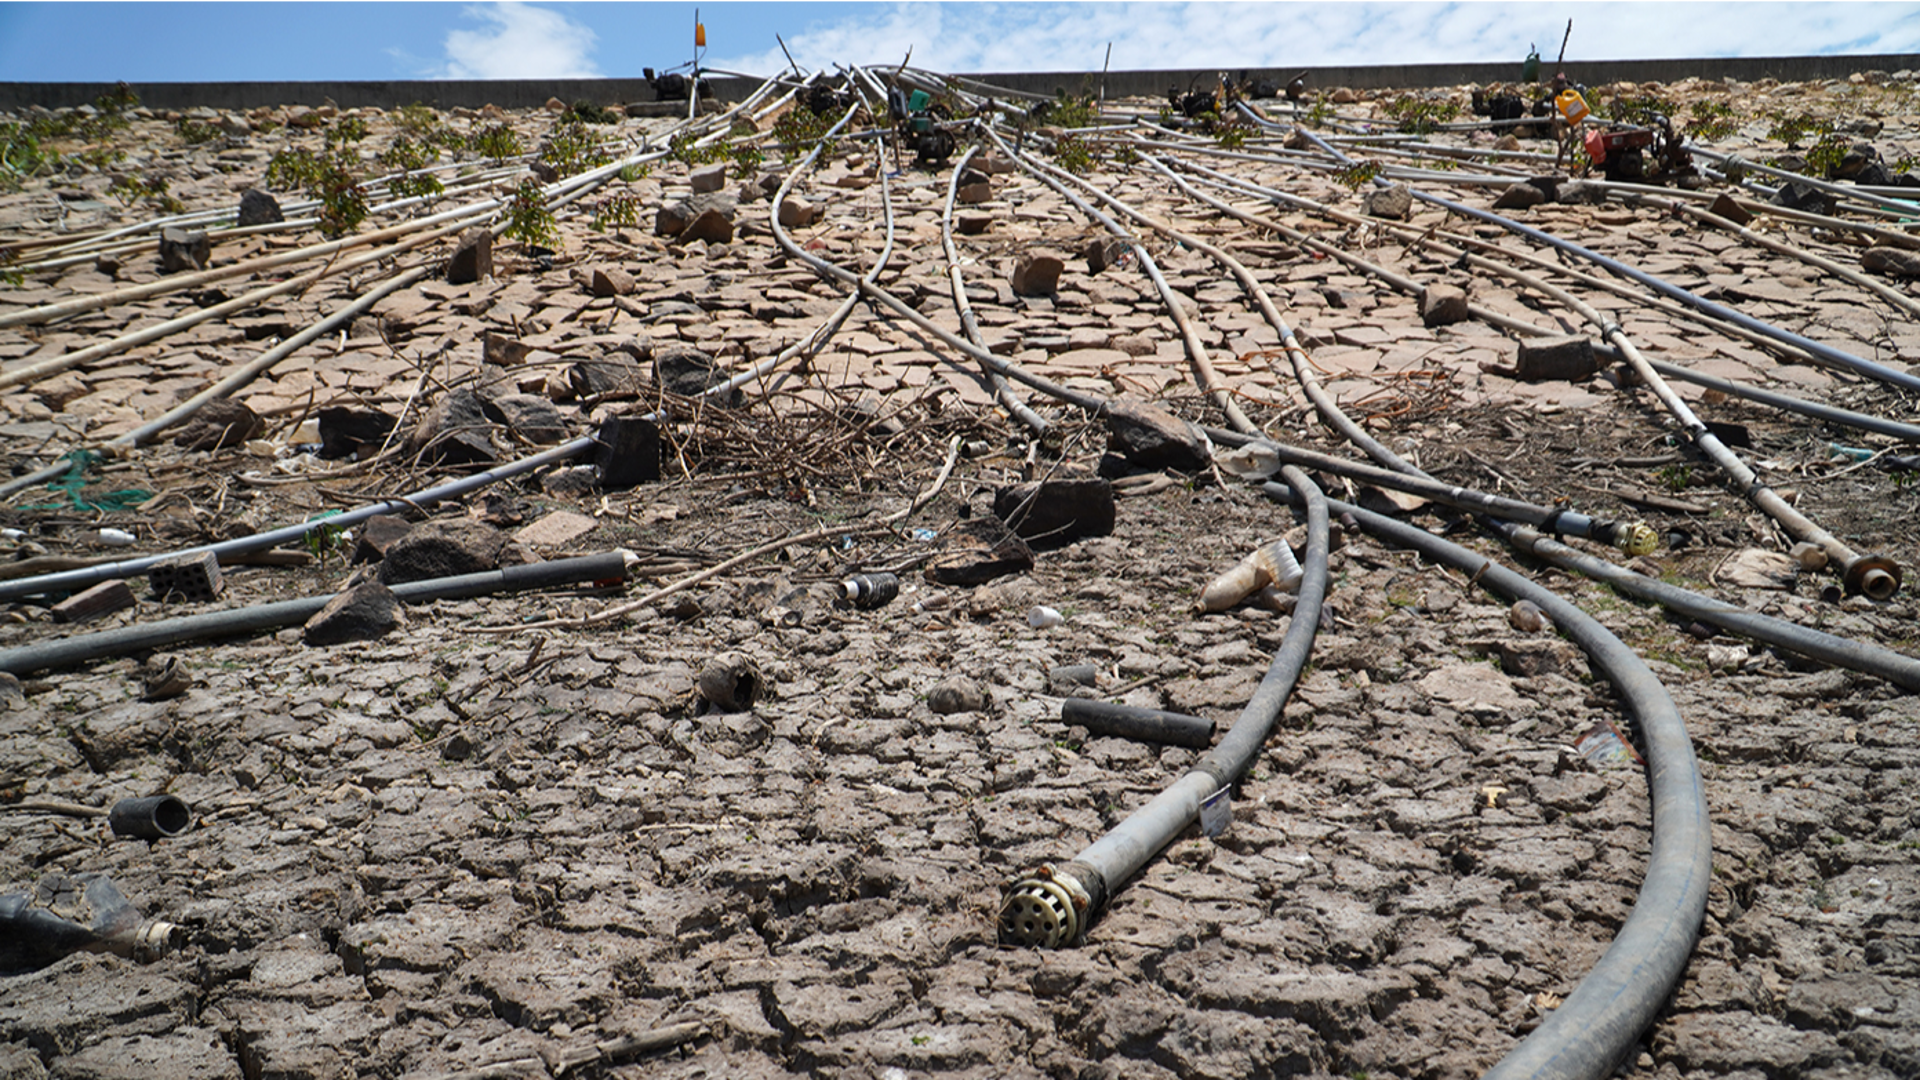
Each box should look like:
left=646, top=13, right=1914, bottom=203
left=1027, top=605, right=1064, bottom=628
left=1213, top=443, right=1281, bottom=480
left=98, top=528, right=136, bottom=546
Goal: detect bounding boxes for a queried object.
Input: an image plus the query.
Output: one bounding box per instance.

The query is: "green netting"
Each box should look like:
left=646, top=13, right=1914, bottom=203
left=24, top=450, right=152, bottom=513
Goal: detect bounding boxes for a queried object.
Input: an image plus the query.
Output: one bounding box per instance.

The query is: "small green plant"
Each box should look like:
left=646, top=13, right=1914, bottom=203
left=0, top=248, right=22, bottom=287
left=1656, top=463, right=1692, bottom=493
left=108, top=174, right=183, bottom=213
left=590, top=190, right=641, bottom=232
left=377, top=135, right=444, bottom=201
left=540, top=118, right=610, bottom=179
left=617, top=161, right=651, bottom=182
left=770, top=109, right=836, bottom=164
left=1804, top=133, right=1851, bottom=178
left=1110, top=141, right=1139, bottom=166
left=393, top=103, right=441, bottom=136
left=561, top=99, right=620, bottom=124
left=1214, top=117, right=1249, bottom=150
left=303, top=512, right=348, bottom=563
left=1381, top=93, right=1462, bottom=135
left=667, top=129, right=721, bottom=167
left=1053, top=132, right=1093, bottom=176
left=325, top=114, right=371, bottom=147
left=1302, top=92, right=1335, bottom=127
left=265, top=145, right=368, bottom=237
left=1040, top=89, right=1100, bottom=130
left=1334, top=160, right=1383, bottom=189
left=1685, top=100, right=1739, bottom=142
left=1766, top=111, right=1831, bottom=150
left=503, top=178, right=558, bottom=248
left=174, top=116, right=221, bottom=145
left=1595, top=91, right=1674, bottom=123
left=470, top=123, right=526, bottom=163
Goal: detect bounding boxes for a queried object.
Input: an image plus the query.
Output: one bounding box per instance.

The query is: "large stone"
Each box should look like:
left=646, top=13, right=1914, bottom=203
left=482, top=331, right=534, bottom=367
left=1492, top=182, right=1547, bottom=209
left=1863, top=247, right=1920, bottom=277
left=1364, top=184, right=1412, bottom=220
left=924, top=519, right=1035, bottom=586
left=158, top=227, right=210, bottom=273
left=377, top=519, right=509, bottom=585
left=407, top=388, right=497, bottom=465
left=303, top=582, right=404, bottom=646
left=993, top=479, right=1116, bottom=548
left=1105, top=399, right=1210, bottom=472
left=777, top=196, right=819, bottom=228
left=655, top=191, right=736, bottom=238
left=350, top=514, right=413, bottom=563
left=169, top=398, right=263, bottom=450
left=656, top=346, right=739, bottom=403
left=481, top=392, right=569, bottom=444
left=681, top=208, right=734, bottom=245
left=927, top=676, right=988, bottom=715
left=1512, top=335, right=1599, bottom=381
left=588, top=265, right=636, bottom=296
left=689, top=162, right=728, bottom=193
left=446, top=226, right=492, bottom=284
left=567, top=353, right=647, bottom=400
left=1011, top=249, right=1067, bottom=296
left=317, top=406, right=398, bottom=460
left=236, top=189, right=283, bottom=227
left=1419, top=283, right=1471, bottom=327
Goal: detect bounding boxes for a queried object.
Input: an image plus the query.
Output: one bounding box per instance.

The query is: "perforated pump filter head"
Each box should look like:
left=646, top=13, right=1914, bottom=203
left=1614, top=522, right=1659, bottom=557
left=1001, top=876, right=1080, bottom=948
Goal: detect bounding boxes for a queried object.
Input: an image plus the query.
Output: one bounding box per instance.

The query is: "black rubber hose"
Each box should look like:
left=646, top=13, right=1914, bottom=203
left=0, top=552, right=628, bottom=675
left=999, top=466, right=1329, bottom=947
left=1257, top=480, right=1711, bottom=1080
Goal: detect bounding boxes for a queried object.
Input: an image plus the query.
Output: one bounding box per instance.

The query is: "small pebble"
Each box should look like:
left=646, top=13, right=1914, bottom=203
left=1509, top=599, right=1547, bottom=633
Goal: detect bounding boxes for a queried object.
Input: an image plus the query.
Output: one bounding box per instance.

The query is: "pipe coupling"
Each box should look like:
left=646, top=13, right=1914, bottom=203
left=1611, top=522, right=1659, bottom=557
left=1842, top=554, right=1901, bottom=601
left=1000, top=864, right=1093, bottom=948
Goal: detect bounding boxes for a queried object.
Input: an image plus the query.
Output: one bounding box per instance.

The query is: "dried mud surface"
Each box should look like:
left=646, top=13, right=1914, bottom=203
left=3, top=69, right=1920, bottom=1080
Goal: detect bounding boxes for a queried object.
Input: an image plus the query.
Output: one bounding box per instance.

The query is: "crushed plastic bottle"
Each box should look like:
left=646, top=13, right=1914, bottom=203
left=1197, top=539, right=1303, bottom=614
left=840, top=572, right=899, bottom=610
left=0, top=872, right=184, bottom=975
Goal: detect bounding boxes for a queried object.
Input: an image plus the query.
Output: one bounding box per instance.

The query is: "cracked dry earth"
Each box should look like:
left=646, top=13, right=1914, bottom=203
left=3, top=69, right=1920, bottom=1080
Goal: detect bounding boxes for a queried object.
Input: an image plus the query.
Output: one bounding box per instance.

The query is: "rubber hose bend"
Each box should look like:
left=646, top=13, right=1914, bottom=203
left=1260, top=481, right=1711, bottom=1080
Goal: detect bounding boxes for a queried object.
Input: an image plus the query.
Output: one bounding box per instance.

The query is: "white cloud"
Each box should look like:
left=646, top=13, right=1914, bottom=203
left=440, top=2, right=601, bottom=79
left=707, top=2, right=1920, bottom=77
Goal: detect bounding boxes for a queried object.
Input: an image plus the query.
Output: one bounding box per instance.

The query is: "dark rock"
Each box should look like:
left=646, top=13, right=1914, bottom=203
left=303, top=582, right=403, bottom=646
left=689, top=163, right=727, bottom=194
left=681, top=208, right=735, bottom=245
left=594, top=415, right=661, bottom=489
left=158, top=227, right=211, bottom=273
left=655, top=192, right=736, bottom=238
left=377, top=519, right=509, bottom=585
left=236, top=189, right=283, bottom=227
left=482, top=331, right=534, bottom=367
left=1831, top=142, right=1878, bottom=179
left=1492, top=182, right=1547, bottom=209
left=924, top=519, right=1035, bottom=586
left=1011, top=250, right=1067, bottom=296
left=588, top=266, right=636, bottom=296
left=568, top=353, right=647, bottom=399
left=1772, top=181, right=1836, bottom=215
left=1705, top=193, right=1754, bottom=226
left=407, top=388, right=496, bottom=465
left=1513, top=335, right=1599, bottom=381
left=317, top=406, right=398, bottom=460
left=1106, top=399, right=1210, bottom=472
left=1364, top=184, right=1412, bottom=220
left=1419, top=283, right=1471, bottom=327
left=955, top=213, right=992, bottom=236
left=481, top=393, right=569, bottom=445
left=170, top=399, right=263, bottom=451
left=1862, top=247, right=1920, bottom=277
left=447, top=226, right=492, bottom=284
left=954, top=181, right=993, bottom=205
left=993, top=479, right=1116, bottom=548
left=927, top=675, right=988, bottom=715
left=543, top=465, right=602, bottom=496
left=1555, top=181, right=1606, bottom=205
left=1851, top=160, right=1895, bottom=187
left=1084, top=237, right=1131, bottom=273
left=656, top=346, right=740, bottom=403
left=350, top=514, right=413, bottom=563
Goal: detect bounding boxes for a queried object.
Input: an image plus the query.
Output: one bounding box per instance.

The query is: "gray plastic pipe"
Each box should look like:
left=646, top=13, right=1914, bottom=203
left=999, top=465, right=1329, bottom=948
left=941, top=144, right=1049, bottom=435
left=0, top=552, right=628, bottom=675
left=1258, top=480, right=1711, bottom=1080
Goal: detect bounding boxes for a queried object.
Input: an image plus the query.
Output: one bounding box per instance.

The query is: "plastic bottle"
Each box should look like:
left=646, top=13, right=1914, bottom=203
left=840, top=572, right=899, bottom=610
left=1522, top=47, right=1541, bottom=84
left=0, top=873, right=184, bottom=975
left=1197, top=539, right=1304, bottom=614
left=1555, top=89, right=1590, bottom=126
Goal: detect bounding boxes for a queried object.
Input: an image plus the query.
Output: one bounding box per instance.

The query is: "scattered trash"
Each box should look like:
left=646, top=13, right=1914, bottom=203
left=108, top=794, right=193, bottom=840
left=97, top=528, right=136, bottom=547
left=1213, top=443, right=1280, bottom=480
left=1509, top=599, right=1548, bottom=633
left=1198, top=786, right=1232, bottom=837
left=1575, top=722, right=1643, bottom=770
left=1479, top=783, right=1511, bottom=810
left=908, top=527, right=940, bottom=542
left=1048, top=663, right=1101, bottom=688
left=140, top=654, right=192, bottom=700
left=1027, top=605, right=1064, bottom=628
left=697, top=652, right=766, bottom=712
left=1828, top=442, right=1874, bottom=463
left=1717, top=548, right=1801, bottom=590
left=841, top=572, right=900, bottom=609
left=1061, top=699, right=1214, bottom=749
left=1789, top=541, right=1830, bottom=571
left=0, top=872, right=185, bottom=975
left=1197, top=539, right=1302, bottom=614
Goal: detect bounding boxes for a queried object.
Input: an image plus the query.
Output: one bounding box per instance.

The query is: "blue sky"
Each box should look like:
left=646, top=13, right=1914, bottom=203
left=1, top=2, right=1916, bottom=83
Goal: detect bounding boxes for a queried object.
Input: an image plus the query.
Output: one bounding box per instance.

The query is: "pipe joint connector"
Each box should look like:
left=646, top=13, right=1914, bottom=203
left=1000, top=863, right=1095, bottom=948
left=1608, top=521, right=1660, bottom=557
left=1842, top=554, right=1902, bottom=601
